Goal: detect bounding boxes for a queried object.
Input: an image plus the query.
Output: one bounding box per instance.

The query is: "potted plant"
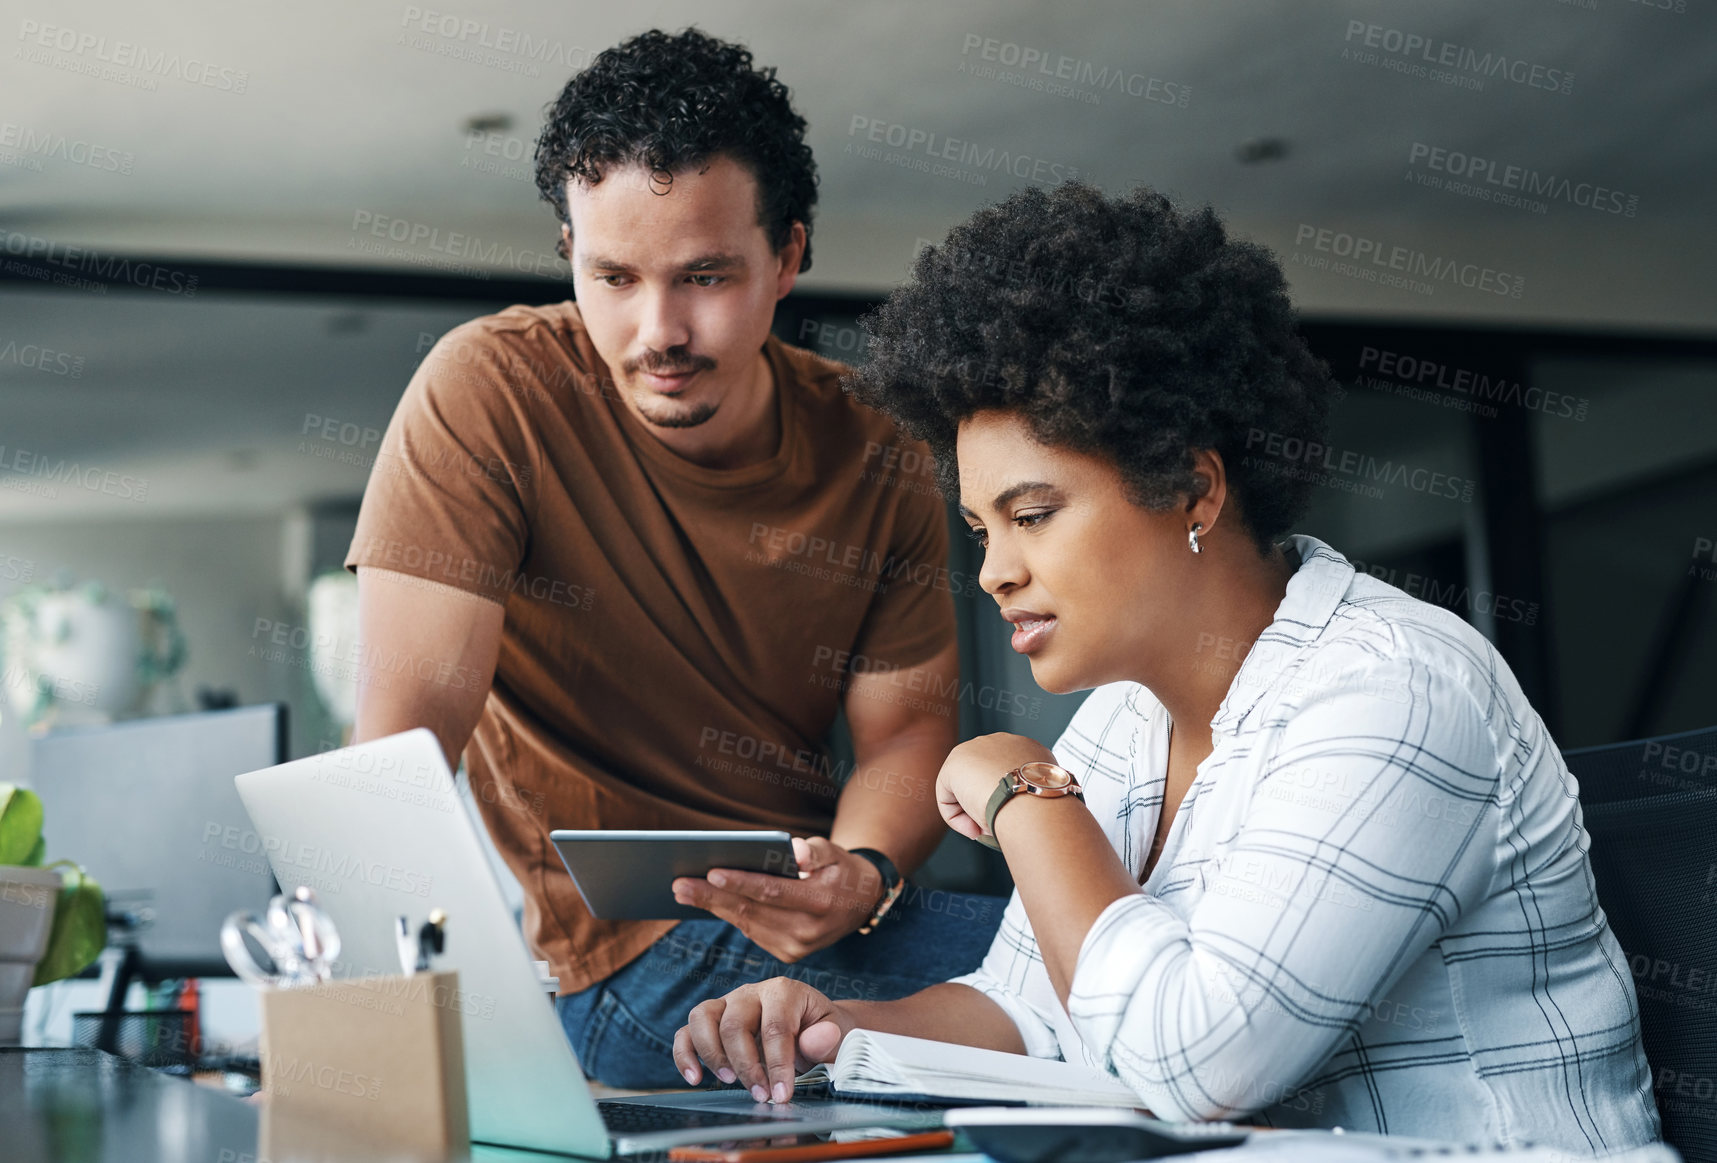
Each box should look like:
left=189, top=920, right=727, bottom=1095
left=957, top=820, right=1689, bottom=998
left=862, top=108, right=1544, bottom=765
left=0, top=784, right=105, bottom=1045
left=0, top=577, right=188, bottom=731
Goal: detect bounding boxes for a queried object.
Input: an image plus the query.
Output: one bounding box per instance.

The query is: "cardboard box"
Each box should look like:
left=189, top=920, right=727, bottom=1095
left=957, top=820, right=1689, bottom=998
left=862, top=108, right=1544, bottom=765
left=259, top=970, right=468, bottom=1156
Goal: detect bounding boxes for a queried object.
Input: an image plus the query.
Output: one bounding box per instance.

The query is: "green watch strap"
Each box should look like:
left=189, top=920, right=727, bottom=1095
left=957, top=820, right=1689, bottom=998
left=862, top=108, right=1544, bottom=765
left=977, top=774, right=1015, bottom=851
left=979, top=767, right=1086, bottom=849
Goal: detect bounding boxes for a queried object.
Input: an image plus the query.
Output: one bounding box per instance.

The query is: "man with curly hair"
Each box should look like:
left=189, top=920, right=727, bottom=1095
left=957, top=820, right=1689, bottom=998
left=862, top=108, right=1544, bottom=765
left=344, top=28, right=1002, bottom=1087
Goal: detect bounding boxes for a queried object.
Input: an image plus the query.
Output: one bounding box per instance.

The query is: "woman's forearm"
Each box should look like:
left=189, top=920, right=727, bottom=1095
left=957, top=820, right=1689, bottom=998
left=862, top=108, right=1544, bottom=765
left=992, top=794, right=1143, bottom=1006
left=839, top=982, right=1027, bottom=1054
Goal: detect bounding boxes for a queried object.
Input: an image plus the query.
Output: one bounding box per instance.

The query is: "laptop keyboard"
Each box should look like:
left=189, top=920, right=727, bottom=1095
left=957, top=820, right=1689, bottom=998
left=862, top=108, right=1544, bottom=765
left=598, top=1100, right=775, bottom=1134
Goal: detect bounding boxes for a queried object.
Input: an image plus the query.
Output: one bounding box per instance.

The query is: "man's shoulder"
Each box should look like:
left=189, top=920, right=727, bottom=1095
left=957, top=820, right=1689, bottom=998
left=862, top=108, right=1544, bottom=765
left=771, top=330, right=849, bottom=384
left=771, top=334, right=923, bottom=453
left=432, top=299, right=587, bottom=361
left=412, top=300, right=602, bottom=411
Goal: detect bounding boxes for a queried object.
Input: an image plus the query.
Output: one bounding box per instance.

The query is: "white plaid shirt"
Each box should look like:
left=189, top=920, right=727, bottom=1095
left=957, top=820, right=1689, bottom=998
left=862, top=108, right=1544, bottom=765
left=951, top=535, right=1661, bottom=1153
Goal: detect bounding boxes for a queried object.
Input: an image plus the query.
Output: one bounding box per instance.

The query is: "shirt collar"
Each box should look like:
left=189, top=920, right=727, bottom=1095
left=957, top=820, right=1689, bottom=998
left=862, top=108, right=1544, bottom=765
left=1209, top=533, right=1355, bottom=734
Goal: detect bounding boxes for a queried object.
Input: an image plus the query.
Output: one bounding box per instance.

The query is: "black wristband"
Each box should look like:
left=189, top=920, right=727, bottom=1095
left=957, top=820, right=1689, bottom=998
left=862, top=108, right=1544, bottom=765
left=847, top=847, right=904, bottom=934
left=847, top=847, right=901, bottom=896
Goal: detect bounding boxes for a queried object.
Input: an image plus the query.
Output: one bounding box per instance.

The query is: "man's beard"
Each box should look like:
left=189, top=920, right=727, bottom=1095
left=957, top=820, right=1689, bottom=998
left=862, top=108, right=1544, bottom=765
left=625, top=348, right=719, bottom=428
left=635, top=394, right=720, bottom=429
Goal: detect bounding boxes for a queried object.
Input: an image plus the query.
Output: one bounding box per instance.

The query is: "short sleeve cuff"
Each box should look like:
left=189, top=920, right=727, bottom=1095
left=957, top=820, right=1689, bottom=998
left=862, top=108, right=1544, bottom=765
left=946, top=969, right=1064, bottom=1060
left=345, top=538, right=513, bottom=605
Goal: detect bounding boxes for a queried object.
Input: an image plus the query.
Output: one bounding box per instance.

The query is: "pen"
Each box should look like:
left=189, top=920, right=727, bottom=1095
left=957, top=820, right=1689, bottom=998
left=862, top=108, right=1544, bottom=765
left=416, top=908, right=447, bottom=972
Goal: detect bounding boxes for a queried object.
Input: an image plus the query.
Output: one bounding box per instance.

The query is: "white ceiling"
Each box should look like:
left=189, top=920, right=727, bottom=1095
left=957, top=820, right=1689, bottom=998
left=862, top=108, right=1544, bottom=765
left=4, top=0, right=1714, bottom=323
left=0, top=0, right=1713, bottom=523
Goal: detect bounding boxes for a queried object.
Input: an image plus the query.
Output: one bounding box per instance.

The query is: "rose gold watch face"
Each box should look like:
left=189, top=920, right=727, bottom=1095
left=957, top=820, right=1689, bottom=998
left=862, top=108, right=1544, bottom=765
left=1017, top=761, right=1073, bottom=791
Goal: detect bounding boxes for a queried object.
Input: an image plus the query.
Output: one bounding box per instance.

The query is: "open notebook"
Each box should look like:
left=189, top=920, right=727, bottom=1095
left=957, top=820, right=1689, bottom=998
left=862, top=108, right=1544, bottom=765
left=805, top=1029, right=1144, bottom=1108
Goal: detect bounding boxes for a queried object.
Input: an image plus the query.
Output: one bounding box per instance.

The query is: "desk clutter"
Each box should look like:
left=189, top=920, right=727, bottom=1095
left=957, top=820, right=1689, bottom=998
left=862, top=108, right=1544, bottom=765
left=19, top=721, right=1667, bottom=1163
left=14, top=865, right=1690, bottom=1163
left=224, top=888, right=469, bottom=1157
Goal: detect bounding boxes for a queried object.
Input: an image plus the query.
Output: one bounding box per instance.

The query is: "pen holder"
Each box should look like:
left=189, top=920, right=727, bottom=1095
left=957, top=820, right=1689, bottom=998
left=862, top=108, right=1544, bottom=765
left=258, top=970, right=469, bottom=1157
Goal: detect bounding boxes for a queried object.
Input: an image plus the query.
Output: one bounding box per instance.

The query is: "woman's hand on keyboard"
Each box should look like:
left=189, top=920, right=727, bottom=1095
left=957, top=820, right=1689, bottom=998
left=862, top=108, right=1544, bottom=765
left=673, top=976, right=854, bottom=1105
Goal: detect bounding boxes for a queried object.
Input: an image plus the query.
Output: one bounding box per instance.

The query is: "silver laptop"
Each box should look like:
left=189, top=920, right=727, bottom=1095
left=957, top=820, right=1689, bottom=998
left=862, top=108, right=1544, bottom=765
left=233, top=729, right=943, bottom=1157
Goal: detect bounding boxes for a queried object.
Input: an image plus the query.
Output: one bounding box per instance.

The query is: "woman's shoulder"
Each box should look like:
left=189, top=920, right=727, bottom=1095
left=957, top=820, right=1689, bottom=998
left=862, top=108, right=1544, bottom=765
left=1255, top=538, right=1503, bottom=710
left=1270, top=571, right=1532, bottom=780
left=1318, top=570, right=1508, bottom=698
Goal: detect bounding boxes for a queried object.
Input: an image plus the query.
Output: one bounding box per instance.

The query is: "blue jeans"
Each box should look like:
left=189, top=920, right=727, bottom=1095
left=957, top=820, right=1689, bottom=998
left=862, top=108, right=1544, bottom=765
left=556, top=885, right=1007, bottom=1087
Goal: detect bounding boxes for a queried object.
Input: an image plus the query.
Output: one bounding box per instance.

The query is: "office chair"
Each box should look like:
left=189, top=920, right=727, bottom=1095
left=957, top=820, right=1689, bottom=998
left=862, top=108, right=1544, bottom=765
left=1567, top=724, right=1717, bottom=1163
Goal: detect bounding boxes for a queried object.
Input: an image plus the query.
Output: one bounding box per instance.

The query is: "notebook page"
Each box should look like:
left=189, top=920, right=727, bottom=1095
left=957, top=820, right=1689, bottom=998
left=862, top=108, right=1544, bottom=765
left=832, top=1029, right=1141, bottom=1105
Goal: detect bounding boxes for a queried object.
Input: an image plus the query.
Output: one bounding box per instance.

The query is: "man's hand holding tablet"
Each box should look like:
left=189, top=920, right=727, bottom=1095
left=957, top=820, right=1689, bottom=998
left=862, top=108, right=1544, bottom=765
left=673, top=836, right=887, bottom=963
left=551, top=829, right=799, bottom=922
left=550, top=831, right=894, bottom=963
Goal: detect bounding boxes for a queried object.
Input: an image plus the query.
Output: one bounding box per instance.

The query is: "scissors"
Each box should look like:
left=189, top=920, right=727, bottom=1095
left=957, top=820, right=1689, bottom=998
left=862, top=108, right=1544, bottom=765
left=221, top=886, right=341, bottom=989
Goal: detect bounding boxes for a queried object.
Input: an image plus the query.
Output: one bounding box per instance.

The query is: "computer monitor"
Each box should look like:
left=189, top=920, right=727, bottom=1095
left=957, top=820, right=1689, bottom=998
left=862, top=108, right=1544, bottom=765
left=31, top=704, right=287, bottom=970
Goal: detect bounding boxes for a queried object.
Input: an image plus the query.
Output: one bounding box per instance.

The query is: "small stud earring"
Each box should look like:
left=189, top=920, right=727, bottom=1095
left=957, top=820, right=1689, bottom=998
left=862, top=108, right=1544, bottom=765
left=1188, top=523, right=1204, bottom=554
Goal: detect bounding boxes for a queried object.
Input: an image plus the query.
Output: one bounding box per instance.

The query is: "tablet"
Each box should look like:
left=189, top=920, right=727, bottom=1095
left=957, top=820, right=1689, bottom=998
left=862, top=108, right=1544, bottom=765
left=550, top=829, right=800, bottom=920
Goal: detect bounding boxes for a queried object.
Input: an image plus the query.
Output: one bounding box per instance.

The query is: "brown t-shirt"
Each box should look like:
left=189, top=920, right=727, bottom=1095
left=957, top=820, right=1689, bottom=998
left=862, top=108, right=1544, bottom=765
left=346, top=301, right=954, bottom=992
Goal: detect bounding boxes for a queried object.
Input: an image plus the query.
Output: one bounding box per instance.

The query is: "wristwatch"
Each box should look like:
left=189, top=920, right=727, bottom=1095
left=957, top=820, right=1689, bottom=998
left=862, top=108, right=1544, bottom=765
left=848, top=847, right=904, bottom=934
left=977, top=761, right=1084, bottom=851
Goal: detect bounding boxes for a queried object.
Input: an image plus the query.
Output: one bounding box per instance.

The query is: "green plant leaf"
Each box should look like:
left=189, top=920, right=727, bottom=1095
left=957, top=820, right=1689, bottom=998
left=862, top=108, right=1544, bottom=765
left=32, top=865, right=105, bottom=986
left=0, top=785, right=44, bottom=866
left=23, top=834, right=44, bottom=867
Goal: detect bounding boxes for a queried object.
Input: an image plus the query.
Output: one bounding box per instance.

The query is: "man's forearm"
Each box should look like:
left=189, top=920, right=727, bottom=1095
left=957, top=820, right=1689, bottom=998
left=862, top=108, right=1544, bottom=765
left=840, top=982, right=1027, bottom=1055
left=829, top=731, right=950, bottom=875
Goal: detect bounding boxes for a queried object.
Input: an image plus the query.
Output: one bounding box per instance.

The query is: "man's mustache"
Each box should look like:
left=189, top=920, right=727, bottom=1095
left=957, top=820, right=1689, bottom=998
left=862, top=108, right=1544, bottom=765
left=626, top=351, right=717, bottom=376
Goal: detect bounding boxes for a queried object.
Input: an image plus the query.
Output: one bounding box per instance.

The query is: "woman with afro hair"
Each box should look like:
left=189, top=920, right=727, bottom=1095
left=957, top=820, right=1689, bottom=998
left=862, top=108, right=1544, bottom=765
left=672, top=182, right=1660, bottom=1152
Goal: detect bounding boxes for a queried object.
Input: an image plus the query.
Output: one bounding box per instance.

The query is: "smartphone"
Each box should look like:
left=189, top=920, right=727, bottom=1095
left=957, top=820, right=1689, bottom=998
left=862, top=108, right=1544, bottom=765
left=667, top=1128, right=955, bottom=1163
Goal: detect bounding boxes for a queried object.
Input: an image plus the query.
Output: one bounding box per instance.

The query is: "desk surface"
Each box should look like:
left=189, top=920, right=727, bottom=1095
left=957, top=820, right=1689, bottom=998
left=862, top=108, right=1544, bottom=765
left=3, top=1048, right=260, bottom=1163
left=0, top=1048, right=986, bottom=1163
left=2, top=1048, right=1682, bottom=1163
left=0, top=1048, right=609, bottom=1163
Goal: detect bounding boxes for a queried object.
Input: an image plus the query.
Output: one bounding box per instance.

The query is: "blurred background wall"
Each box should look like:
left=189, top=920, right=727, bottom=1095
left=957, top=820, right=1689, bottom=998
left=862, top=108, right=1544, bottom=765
left=2, top=0, right=1713, bottom=865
